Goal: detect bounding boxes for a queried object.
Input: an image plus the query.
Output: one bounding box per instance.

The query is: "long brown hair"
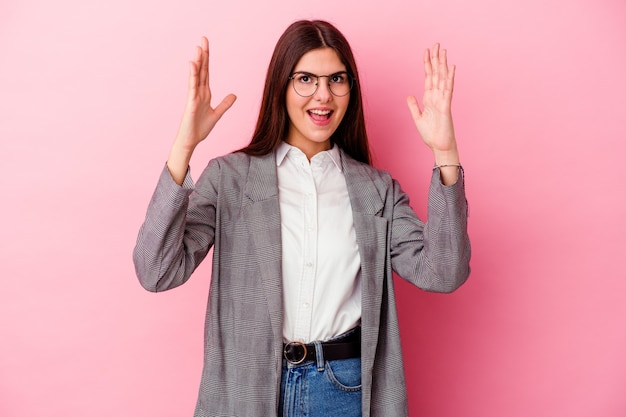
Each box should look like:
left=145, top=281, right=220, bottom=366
left=238, top=20, right=371, bottom=165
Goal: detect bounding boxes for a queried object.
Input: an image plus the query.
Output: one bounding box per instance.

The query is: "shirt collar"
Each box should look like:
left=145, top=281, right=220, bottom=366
left=276, top=141, right=343, bottom=173
left=275, top=141, right=291, bottom=166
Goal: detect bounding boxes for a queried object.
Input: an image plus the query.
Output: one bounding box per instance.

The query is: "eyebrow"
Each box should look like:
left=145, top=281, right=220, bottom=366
left=291, top=70, right=349, bottom=76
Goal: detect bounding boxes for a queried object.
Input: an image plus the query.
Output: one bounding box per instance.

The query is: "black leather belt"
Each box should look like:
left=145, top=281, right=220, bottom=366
left=283, top=327, right=361, bottom=365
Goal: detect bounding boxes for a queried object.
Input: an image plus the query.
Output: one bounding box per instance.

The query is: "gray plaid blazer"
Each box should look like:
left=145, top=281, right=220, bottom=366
left=133, top=149, right=470, bottom=417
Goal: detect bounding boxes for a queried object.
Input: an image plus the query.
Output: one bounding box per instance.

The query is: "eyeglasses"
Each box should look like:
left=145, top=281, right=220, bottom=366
left=288, top=71, right=354, bottom=97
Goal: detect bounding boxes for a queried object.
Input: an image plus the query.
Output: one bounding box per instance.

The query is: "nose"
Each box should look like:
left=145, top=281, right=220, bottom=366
left=313, top=78, right=332, bottom=103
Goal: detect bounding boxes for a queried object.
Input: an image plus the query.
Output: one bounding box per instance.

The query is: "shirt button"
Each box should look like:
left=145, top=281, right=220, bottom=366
left=305, top=262, right=313, bottom=268
left=303, top=302, right=310, bottom=308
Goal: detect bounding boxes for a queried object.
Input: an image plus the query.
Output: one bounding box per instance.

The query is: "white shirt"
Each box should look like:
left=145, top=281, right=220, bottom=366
left=276, top=142, right=362, bottom=343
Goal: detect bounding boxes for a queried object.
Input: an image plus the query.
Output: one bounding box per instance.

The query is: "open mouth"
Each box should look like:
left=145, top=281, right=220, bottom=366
left=307, top=109, right=333, bottom=122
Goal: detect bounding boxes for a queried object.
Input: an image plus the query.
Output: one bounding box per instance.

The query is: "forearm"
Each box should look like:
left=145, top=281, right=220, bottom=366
left=133, top=166, right=213, bottom=292
left=422, top=166, right=470, bottom=291
left=389, top=168, right=470, bottom=293
left=167, top=137, right=196, bottom=186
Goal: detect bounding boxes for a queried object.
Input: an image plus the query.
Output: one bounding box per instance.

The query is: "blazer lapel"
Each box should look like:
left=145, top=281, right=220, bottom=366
left=341, top=150, right=388, bottom=377
left=242, top=152, right=284, bottom=346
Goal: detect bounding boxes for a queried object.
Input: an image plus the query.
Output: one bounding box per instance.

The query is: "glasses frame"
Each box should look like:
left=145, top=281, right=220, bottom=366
left=288, top=71, right=355, bottom=97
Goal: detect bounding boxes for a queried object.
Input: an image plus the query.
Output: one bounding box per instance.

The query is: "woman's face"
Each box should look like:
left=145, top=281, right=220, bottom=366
left=285, top=47, right=350, bottom=159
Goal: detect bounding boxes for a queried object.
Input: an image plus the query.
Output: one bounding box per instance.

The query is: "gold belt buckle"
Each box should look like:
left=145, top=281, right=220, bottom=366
left=283, top=341, right=307, bottom=365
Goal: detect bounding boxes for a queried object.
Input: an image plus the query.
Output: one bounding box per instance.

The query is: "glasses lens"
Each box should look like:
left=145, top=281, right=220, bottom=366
left=329, top=73, right=353, bottom=97
left=292, top=73, right=317, bottom=97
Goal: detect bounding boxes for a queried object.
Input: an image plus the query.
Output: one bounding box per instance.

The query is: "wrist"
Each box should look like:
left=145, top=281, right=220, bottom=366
left=171, top=135, right=198, bottom=157
left=432, top=148, right=461, bottom=186
left=432, top=147, right=460, bottom=166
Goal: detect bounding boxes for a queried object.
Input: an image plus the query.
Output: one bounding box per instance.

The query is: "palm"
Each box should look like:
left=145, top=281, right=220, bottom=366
left=407, top=43, right=456, bottom=153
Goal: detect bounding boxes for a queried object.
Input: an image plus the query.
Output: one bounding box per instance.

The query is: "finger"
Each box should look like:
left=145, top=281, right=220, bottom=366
left=406, top=95, right=422, bottom=122
left=446, top=64, right=456, bottom=96
left=438, top=48, right=449, bottom=90
left=188, top=61, right=196, bottom=93
left=431, top=43, right=440, bottom=90
left=187, top=50, right=201, bottom=96
left=199, top=37, right=209, bottom=88
left=423, top=48, right=433, bottom=90
left=213, top=94, right=238, bottom=119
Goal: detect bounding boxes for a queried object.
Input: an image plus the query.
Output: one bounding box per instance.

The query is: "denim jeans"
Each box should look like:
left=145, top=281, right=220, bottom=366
left=278, top=341, right=362, bottom=417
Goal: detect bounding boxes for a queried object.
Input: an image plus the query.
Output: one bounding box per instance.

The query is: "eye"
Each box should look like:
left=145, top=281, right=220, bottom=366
left=330, top=73, right=346, bottom=84
left=295, top=73, right=314, bottom=84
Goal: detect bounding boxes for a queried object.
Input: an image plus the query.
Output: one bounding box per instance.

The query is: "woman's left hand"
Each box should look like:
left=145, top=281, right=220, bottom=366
left=407, top=43, right=459, bottom=161
left=407, top=43, right=460, bottom=184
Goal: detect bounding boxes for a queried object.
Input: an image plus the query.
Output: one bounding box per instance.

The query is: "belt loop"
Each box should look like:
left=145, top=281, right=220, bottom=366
left=313, top=341, right=324, bottom=371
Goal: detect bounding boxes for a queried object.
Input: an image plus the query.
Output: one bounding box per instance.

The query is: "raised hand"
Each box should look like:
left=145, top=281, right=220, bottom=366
left=168, top=37, right=236, bottom=184
left=406, top=43, right=460, bottom=184
left=176, top=36, right=237, bottom=149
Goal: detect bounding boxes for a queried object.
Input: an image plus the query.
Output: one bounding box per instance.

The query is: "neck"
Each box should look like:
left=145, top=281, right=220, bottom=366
left=285, top=139, right=331, bottom=161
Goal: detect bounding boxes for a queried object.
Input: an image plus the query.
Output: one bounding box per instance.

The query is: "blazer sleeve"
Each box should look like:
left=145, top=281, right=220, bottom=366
left=389, top=167, right=470, bottom=293
left=132, top=160, right=220, bottom=292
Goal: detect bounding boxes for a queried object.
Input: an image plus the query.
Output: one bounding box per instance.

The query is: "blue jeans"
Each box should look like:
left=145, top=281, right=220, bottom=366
left=279, top=341, right=362, bottom=417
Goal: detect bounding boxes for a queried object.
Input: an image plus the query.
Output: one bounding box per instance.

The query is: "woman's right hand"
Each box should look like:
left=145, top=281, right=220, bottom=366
left=167, top=37, right=236, bottom=184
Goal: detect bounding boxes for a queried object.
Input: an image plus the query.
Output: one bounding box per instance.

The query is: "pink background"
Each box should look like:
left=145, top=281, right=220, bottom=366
left=1, top=0, right=625, bottom=416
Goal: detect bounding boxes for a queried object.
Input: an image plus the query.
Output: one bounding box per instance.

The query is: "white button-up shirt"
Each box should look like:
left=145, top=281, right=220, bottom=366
left=276, top=142, right=362, bottom=343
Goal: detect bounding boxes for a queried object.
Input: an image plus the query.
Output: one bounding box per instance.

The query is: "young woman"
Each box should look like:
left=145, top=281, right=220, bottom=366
left=134, top=20, right=470, bottom=417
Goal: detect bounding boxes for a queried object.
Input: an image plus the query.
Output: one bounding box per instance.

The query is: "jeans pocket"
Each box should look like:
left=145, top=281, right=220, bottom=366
left=324, top=358, right=362, bottom=392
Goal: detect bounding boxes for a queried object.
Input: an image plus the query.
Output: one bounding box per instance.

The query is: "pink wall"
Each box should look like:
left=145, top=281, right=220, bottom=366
left=1, top=0, right=625, bottom=416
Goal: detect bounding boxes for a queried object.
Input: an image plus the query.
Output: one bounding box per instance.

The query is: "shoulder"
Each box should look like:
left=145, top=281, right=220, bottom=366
left=208, top=151, right=255, bottom=171
left=196, top=151, right=276, bottom=194
left=340, top=149, right=395, bottom=187
left=201, top=151, right=275, bottom=177
left=340, top=149, right=406, bottom=215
